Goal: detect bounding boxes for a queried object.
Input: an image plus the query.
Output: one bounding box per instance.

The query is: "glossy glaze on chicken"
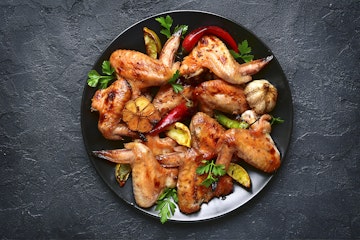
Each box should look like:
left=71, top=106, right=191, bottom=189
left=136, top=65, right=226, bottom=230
left=90, top=30, right=280, bottom=215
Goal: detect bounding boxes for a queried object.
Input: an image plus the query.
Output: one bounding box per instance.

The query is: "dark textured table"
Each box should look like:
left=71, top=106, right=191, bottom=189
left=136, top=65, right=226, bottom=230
left=1, top=1, right=359, bottom=239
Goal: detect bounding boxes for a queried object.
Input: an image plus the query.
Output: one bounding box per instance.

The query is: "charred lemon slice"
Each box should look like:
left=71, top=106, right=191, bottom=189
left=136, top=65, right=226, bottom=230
left=227, top=163, right=251, bottom=188
left=143, top=27, right=162, bottom=59
left=165, top=122, right=191, bottom=147
left=123, top=96, right=161, bottom=133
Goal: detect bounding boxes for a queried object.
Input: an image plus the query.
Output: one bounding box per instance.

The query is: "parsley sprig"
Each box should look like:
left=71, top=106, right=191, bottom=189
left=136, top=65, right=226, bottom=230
left=230, top=40, right=254, bottom=63
left=87, top=60, right=115, bottom=89
left=168, top=70, right=183, bottom=93
left=196, top=160, right=226, bottom=188
left=155, top=15, right=188, bottom=38
left=155, top=188, right=178, bottom=224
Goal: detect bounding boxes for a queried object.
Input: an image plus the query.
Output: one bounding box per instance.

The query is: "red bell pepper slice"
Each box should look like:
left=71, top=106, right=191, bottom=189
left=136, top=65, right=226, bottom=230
left=182, top=25, right=239, bottom=53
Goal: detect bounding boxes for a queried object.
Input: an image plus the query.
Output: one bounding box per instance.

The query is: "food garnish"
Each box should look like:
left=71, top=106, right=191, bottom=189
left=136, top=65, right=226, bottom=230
left=226, top=163, right=251, bottom=188
left=270, top=116, right=284, bottom=125
left=155, top=188, right=178, bottom=224
left=122, top=96, right=161, bottom=133
left=182, top=25, right=239, bottom=53
left=155, top=15, right=188, bottom=39
left=230, top=40, right=254, bottom=63
left=196, top=160, right=226, bottom=188
left=150, top=101, right=194, bottom=135
left=87, top=60, right=115, bottom=89
left=165, top=122, right=191, bottom=147
left=115, top=163, right=131, bottom=187
left=214, top=111, right=250, bottom=129
left=244, top=79, right=278, bottom=114
left=143, top=27, right=162, bottom=59
left=168, top=70, right=183, bottom=93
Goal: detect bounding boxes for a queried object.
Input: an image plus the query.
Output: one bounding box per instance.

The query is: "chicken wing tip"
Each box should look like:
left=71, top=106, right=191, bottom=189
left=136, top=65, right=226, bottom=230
left=265, top=55, right=273, bottom=62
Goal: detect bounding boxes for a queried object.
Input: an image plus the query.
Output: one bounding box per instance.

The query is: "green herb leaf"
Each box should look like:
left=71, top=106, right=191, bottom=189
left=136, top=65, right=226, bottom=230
left=87, top=70, right=101, bottom=87
left=231, top=40, right=254, bottom=63
left=240, top=54, right=254, bottom=63
left=238, top=39, right=251, bottom=54
left=87, top=60, right=115, bottom=89
left=155, top=15, right=173, bottom=38
left=174, top=24, right=189, bottom=38
left=156, top=15, right=188, bottom=39
left=98, top=76, right=114, bottom=89
left=168, top=70, right=183, bottom=93
left=156, top=15, right=173, bottom=30
left=155, top=188, right=178, bottom=224
left=102, top=60, right=114, bottom=75
left=196, top=160, right=226, bottom=188
left=270, top=116, right=284, bottom=125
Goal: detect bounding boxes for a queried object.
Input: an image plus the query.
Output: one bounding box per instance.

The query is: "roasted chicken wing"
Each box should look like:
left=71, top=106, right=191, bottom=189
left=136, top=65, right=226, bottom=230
left=93, top=142, right=178, bottom=208
left=152, top=84, right=194, bottom=117
left=216, top=128, right=281, bottom=173
left=157, top=149, right=233, bottom=214
left=180, top=35, right=272, bottom=84
left=91, top=79, right=137, bottom=140
left=193, top=79, right=249, bottom=116
left=110, top=30, right=182, bottom=97
left=189, top=112, right=225, bottom=159
left=241, top=109, right=272, bottom=134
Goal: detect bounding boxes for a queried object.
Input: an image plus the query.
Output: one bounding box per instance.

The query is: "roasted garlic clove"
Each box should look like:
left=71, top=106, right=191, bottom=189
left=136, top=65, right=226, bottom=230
left=123, top=96, right=161, bottom=133
left=244, top=79, right=278, bottom=114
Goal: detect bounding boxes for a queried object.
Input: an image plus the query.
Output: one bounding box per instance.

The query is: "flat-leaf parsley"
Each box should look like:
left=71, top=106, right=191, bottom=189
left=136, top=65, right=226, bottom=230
left=155, top=188, right=178, bottom=224
left=196, top=160, right=226, bottom=188
left=87, top=60, right=115, bottom=89
left=155, top=15, right=188, bottom=39
left=230, top=40, right=254, bottom=63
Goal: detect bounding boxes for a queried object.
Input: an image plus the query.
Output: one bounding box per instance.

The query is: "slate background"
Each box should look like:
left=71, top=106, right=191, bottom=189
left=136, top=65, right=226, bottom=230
left=1, top=0, right=359, bottom=239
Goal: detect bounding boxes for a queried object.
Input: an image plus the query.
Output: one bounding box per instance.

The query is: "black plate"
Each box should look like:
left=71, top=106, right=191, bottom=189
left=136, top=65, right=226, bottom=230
left=81, top=10, right=293, bottom=222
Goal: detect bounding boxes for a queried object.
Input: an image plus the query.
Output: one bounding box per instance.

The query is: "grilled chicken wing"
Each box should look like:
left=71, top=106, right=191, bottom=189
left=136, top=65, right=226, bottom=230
left=189, top=112, right=225, bottom=159
left=91, top=78, right=137, bottom=140
left=193, top=79, right=249, bottom=116
left=241, top=109, right=272, bottom=134
left=93, top=142, right=178, bottom=208
left=180, top=35, right=272, bottom=84
left=143, top=134, right=187, bottom=156
left=216, top=127, right=281, bottom=173
left=157, top=149, right=233, bottom=214
left=110, top=30, right=182, bottom=97
left=152, top=84, right=194, bottom=117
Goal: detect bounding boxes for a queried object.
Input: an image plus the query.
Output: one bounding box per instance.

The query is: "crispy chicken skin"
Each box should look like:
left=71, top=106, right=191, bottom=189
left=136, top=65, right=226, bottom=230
left=142, top=134, right=187, bottom=156
left=91, top=79, right=137, bottom=140
left=193, top=79, right=249, bottom=116
left=110, top=30, right=182, bottom=97
left=180, top=35, right=272, bottom=84
left=152, top=84, right=194, bottom=117
left=216, top=128, right=281, bottom=173
left=93, top=142, right=178, bottom=208
left=189, top=112, right=225, bottom=160
left=241, top=110, right=272, bottom=134
left=157, top=149, right=233, bottom=214
left=156, top=113, right=232, bottom=214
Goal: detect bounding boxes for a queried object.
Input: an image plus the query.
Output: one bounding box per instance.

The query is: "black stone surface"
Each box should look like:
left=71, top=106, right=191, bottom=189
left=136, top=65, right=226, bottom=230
left=1, top=0, right=359, bottom=239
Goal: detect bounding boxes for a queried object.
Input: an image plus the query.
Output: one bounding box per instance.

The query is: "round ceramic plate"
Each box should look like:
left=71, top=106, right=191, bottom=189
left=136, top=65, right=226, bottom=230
left=81, top=10, right=293, bottom=222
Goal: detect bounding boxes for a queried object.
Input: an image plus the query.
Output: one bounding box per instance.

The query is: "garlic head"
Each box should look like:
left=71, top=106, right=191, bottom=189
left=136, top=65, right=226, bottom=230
left=244, top=79, right=278, bottom=114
